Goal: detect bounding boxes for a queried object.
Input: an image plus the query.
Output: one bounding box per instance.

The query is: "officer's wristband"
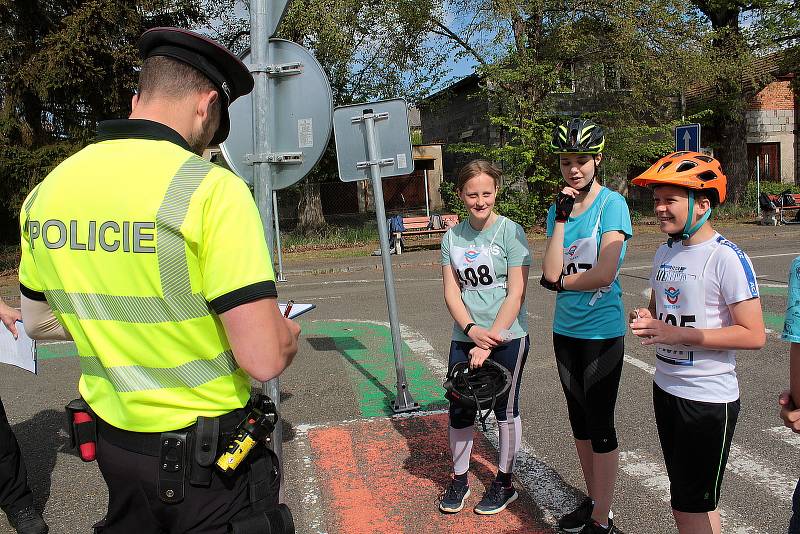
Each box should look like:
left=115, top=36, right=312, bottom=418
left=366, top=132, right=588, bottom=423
left=539, top=273, right=565, bottom=292
left=463, top=322, right=477, bottom=336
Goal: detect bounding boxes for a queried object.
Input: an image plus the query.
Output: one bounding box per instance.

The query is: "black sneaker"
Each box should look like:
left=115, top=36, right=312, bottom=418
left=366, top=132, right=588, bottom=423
left=579, top=518, right=617, bottom=533
left=473, top=481, right=518, bottom=515
left=559, top=497, right=593, bottom=532
left=439, top=478, right=471, bottom=513
left=8, top=507, right=48, bottom=534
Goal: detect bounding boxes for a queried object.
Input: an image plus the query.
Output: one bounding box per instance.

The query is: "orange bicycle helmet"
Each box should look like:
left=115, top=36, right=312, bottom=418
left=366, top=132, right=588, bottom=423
left=631, top=151, right=727, bottom=205
left=632, top=151, right=728, bottom=244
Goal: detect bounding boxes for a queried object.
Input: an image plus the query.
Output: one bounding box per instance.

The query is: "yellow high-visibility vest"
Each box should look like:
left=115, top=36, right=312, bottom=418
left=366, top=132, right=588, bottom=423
left=19, top=119, right=276, bottom=432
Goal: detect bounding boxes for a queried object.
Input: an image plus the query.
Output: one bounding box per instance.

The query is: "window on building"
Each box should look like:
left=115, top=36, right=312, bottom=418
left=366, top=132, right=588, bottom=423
left=748, top=142, right=781, bottom=182
left=603, top=64, right=632, bottom=91
left=552, top=62, right=575, bottom=93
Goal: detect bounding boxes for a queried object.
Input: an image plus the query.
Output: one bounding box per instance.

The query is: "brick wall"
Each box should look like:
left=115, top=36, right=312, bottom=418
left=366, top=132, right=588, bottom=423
left=749, top=81, right=795, bottom=111
left=796, top=89, right=800, bottom=184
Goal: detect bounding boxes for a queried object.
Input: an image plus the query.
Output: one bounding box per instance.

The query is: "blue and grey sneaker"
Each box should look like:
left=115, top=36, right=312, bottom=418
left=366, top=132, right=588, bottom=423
left=439, top=478, right=471, bottom=513
left=473, top=481, right=518, bottom=515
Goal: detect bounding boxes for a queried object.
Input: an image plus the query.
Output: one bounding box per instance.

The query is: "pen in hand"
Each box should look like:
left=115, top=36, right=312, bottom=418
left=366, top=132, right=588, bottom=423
left=283, top=300, right=294, bottom=318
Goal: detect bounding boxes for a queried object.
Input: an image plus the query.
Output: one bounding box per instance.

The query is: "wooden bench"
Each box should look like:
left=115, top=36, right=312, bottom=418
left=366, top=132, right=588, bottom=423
left=392, top=214, right=459, bottom=254
left=763, top=193, right=800, bottom=225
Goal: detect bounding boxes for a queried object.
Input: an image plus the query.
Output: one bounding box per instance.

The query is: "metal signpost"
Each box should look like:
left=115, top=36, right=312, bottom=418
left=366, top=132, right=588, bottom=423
left=273, top=191, right=287, bottom=282
left=221, top=42, right=332, bottom=284
left=333, top=99, right=419, bottom=413
left=229, top=0, right=332, bottom=502
left=675, top=123, right=701, bottom=152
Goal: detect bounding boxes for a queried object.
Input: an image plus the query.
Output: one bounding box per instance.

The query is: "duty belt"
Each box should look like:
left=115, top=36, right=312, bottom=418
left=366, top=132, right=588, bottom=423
left=96, top=406, right=249, bottom=503
left=95, top=407, right=246, bottom=457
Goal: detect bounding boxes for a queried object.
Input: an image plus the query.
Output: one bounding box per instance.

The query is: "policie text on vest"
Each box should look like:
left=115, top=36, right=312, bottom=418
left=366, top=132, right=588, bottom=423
left=27, top=220, right=155, bottom=253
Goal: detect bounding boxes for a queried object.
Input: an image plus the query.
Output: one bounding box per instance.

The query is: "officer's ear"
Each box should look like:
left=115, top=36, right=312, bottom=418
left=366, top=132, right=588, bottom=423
left=196, top=90, right=219, bottom=124
left=131, top=93, right=140, bottom=113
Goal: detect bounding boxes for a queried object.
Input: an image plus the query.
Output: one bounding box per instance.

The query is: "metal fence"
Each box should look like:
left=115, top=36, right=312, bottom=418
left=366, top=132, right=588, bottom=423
left=273, top=172, right=435, bottom=231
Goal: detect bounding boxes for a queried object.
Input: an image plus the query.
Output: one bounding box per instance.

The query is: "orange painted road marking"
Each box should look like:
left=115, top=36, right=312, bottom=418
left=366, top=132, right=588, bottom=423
left=308, top=413, right=551, bottom=533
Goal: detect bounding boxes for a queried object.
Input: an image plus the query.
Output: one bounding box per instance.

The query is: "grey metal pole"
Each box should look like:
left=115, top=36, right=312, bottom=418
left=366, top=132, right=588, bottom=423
left=423, top=169, right=430, bottom=218
left=273, top=191, right=286, bottom=282
left=250, top=0, right=283, bottom=501
left=363, top=112, right=418, bottom=412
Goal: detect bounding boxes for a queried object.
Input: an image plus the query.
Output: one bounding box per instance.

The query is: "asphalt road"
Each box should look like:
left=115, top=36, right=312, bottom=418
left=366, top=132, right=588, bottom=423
left=1, top=221, right=798, bottom=533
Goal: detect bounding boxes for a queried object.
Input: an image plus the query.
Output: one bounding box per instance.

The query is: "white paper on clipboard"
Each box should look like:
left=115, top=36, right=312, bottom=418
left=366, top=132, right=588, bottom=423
left=0, top=321, right=37, bottom=374
left=278, top=303, right=316, bottom=319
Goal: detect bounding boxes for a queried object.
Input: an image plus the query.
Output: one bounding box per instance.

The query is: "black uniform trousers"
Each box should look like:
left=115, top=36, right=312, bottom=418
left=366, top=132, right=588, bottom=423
left=0, top=397, right=34, bottom=516
left=93, top=422, right=278, bottom=534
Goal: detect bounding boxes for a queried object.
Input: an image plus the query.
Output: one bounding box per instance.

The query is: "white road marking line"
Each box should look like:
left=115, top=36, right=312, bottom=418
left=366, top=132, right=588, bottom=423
left=749, top=252, right=800, bottom=260
left=619, top=264, right=653, bottom=272
left=625, top=354, right=796, bottom=504
left=482, top=416, right=577, bottom=527
left=290, top=424, right=328, bottom=534
left=286, top=278, right=442, bottom=288
left=765, top=426, right=800, bottom=449
left=619, top=449, right=765, bottom=534
left=727, top=445, right=795, bottom=502
left=623, top=354, right=656, bottom=375
left=758, top=283, right=788, bottom=288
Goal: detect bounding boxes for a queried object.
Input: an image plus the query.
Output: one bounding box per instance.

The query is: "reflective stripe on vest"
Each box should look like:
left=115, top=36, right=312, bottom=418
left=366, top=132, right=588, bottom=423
left=79, top=350, right=238, bottom=393
left=32, top=156, right=240, bottom=393
left=42, top=157, right=212, bottom=323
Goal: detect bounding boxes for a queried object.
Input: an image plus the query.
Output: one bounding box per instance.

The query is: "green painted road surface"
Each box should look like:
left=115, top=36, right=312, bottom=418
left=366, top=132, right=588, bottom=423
left=302, top=321, right=448, bottom=417
left=36, top=341, right=78, bottom=360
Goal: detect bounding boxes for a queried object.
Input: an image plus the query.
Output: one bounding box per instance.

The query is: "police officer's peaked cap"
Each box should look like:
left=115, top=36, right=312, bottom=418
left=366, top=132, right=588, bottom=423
left=137, top=27, right=254, bottom=145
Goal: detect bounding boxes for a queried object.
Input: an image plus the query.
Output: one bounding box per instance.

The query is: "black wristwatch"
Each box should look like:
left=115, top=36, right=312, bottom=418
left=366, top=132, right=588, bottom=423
left=463, top=322, right=476, bottom=335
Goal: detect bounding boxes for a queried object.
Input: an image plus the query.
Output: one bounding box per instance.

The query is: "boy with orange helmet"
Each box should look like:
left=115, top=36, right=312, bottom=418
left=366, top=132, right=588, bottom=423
left=630, top=151, right=765, bottom=534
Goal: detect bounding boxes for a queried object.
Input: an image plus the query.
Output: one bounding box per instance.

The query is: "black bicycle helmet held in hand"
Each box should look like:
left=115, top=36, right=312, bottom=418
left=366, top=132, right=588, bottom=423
left=443, top=359, right=513, bottom=431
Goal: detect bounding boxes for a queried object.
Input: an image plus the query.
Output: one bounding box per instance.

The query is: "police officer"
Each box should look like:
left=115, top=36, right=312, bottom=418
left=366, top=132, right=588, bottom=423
left=17, top=28, right=300, bottom=533
left=0, top=299, right=48, bottom=534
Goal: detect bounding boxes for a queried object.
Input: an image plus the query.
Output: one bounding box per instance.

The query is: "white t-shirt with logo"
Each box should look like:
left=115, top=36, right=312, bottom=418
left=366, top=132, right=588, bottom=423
left=649, top=233, right=759, bottom=403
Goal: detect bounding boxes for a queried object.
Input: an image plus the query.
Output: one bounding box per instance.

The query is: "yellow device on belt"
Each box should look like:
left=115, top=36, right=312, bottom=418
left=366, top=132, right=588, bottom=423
left=216, top=395, right=278, bottom=473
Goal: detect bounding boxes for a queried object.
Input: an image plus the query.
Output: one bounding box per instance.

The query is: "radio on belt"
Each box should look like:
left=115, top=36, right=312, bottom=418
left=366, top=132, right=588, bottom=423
left=216, top=394, right=278, bottom=473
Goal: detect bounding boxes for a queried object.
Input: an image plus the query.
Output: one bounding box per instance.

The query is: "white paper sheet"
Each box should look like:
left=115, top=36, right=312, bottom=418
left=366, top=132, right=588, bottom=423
left=278, top=303, right=316, bottom=319
left=0, top=321, right=36, bottom=374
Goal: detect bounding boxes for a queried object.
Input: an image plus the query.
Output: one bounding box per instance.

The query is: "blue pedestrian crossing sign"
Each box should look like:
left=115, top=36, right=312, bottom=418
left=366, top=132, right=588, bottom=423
left=675, top=124, right=701, bottom=152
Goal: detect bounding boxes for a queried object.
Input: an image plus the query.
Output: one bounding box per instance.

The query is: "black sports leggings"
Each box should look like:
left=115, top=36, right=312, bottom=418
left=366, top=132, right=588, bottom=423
left=553, top=333, right=624, bottom=453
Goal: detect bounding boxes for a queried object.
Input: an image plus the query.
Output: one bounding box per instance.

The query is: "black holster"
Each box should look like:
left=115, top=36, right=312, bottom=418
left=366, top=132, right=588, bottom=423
left=228, top=448, right=292, bottom=533
left=65, top=398, right=97, bottom=462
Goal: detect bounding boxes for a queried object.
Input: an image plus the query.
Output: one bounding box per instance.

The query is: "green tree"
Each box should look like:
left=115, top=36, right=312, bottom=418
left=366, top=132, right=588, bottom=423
left=689, top=0, right=799, bottom=201
left=230, top=0, right=451, bottom=234
left=0, top=0, right=236, bottom=241
left=428, top=0, right=709, bottom=226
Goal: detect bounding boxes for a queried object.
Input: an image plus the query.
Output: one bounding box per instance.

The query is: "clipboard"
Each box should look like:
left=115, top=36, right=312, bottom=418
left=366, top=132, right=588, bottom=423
left=278, top=302, right=316, bottom=319
left=0, top=321, right=37, bottom=374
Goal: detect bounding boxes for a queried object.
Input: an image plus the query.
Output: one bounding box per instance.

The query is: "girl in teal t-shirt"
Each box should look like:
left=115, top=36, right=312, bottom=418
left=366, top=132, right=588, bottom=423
left=438, top=160, right=531, bottom=516
left=540, top=119, right=632, bottom=534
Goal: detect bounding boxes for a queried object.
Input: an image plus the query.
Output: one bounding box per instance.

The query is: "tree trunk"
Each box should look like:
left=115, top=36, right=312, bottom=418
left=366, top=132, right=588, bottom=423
left=715, top=112, right=749, bottom=203
left=297, top=182, right=326, bottom=234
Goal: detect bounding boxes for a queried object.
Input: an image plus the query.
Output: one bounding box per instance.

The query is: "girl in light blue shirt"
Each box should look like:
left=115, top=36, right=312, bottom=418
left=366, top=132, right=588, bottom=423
left=540, top=119, right=632, bottom=534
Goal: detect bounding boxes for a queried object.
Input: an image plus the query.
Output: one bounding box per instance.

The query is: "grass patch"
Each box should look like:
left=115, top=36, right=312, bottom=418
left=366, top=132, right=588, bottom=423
left=0, top=245, right=19, bottom=275
left=280, top=224, right=380, bottom=252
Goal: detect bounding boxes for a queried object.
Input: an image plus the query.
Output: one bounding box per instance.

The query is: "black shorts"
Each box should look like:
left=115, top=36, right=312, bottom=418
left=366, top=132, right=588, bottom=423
left=653, top=382, right=740, bottom=513
left=553, top=333, right=624, bottom=453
